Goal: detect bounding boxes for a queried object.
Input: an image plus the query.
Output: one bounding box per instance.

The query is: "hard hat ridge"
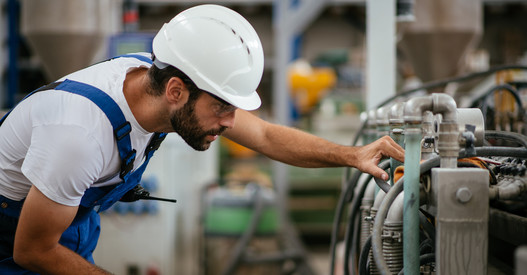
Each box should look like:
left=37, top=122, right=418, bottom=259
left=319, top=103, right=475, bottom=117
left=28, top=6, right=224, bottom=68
left=152, top=4, right=264, bottom=110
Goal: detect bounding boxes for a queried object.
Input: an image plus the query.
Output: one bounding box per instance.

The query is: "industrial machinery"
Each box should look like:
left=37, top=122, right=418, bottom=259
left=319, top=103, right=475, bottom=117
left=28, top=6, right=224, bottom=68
left=330, top=66, right=527, bottom=275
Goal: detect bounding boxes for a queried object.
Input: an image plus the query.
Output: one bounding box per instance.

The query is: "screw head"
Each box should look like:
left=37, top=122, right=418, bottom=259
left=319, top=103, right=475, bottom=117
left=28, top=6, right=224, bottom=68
left=456, top=187, right=472, bottom=203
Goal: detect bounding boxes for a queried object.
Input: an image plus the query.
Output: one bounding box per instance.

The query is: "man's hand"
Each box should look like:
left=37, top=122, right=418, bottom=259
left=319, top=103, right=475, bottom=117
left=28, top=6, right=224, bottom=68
left=13, top=186, right=111, bottom=274
left=351, top=135, right=405, bottom=180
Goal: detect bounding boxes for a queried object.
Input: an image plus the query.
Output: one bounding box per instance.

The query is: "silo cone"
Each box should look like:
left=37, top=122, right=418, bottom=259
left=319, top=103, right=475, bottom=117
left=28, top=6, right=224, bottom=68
left=397, top=0, right=482, bottom=82
left=21, top=0, right=119, bottom=81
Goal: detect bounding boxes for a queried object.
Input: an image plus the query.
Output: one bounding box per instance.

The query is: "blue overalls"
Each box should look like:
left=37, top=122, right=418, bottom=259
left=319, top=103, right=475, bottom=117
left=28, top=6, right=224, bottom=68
left=0, top=55, right=166, bottom=274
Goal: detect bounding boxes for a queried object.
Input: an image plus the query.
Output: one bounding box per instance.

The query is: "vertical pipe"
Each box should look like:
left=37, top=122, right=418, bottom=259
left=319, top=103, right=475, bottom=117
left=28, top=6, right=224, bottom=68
left=389, top=102, right=405, bottom=185
left=366, top=0, right=396, bottom=110
left=403, top=125, right=422, bottom=275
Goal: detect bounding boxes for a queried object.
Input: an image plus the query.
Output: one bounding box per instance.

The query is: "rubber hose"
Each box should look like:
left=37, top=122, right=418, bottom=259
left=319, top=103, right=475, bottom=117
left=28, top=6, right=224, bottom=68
left=330, top=170, right=363, bottom=275
left=351, top=66, right=527, bottom=153
left=344, top=174, right=373, bottom=275
left=359, top=235, right=372, bottom=275
left=477, top=84, right=525, bottom=120
left=485, top=130, right=527, bottom=148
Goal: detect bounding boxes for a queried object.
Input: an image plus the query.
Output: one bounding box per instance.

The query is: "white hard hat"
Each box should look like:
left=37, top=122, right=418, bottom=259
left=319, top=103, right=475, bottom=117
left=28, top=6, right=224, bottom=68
left=152, top=4, right=264, bottom=110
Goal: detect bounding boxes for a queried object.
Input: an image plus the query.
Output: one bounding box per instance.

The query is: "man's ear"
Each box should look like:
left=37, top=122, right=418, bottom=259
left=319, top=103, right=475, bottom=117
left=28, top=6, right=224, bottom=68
left=165, top=77, right=188, bottom=105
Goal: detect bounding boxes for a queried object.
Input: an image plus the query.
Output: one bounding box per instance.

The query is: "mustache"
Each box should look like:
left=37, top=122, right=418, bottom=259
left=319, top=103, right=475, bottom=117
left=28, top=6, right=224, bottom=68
left=206, top=126, right=227, bottom=136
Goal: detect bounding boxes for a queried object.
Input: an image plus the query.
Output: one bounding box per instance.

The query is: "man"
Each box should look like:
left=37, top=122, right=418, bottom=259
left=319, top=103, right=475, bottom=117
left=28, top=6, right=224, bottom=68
left=0, top=4, right=404, bottom=274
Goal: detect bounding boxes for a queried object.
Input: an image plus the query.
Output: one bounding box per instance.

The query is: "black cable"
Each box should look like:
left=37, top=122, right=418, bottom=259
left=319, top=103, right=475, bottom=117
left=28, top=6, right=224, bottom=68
left=379, top=65, right=527, bottom=110
left=349, top=212, right=361, bottom=275
left=343, top=174, right=373, bottom=275
left=373, top=159, right=392, bottom=193
left=475, top=84, right=525, bottom=126
left=330, top=169, right=363, bottom=275
left=418, top=210, right=436, bottom=245
left=349, top=65, right=527, bottom=154
left=485, top=130, right=527, bottom=148
left=472, top=146, right=527, bottom=158
left=419, top=238, right=434, bottom=255
left=419, top=253, right=436, bottom=266
left=358, top=235, right=372, bottom=275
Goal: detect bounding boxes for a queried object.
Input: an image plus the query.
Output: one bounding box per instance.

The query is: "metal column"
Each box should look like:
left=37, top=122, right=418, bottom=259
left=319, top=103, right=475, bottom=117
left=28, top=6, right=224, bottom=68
left=366, top=0, right=396, bottom=110
left=272, top=0, right=327, bottom=225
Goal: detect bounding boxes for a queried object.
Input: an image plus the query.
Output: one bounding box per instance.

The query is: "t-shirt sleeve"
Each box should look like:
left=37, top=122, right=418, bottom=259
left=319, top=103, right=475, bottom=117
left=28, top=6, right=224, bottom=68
left=21, top=124, right=105, bottom=206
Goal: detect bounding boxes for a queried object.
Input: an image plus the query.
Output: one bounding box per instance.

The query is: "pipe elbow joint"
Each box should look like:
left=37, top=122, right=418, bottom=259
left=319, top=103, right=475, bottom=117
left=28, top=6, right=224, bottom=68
left=404, top=96, right=433, bottom=123
left=432, top=93, right=457, bottom=122
left=389, top=102, right=405, bottom=125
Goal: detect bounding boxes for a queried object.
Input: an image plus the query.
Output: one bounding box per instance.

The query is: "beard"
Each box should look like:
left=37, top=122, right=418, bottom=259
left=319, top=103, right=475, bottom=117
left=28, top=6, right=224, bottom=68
left=170, top=99, right=226, bottom=151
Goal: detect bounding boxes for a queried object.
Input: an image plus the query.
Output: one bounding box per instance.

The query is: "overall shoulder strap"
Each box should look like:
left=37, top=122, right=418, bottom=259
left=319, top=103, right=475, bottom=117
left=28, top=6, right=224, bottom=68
left=54, top=80, right=137, bottom=181
left=2, top=54, right=166, bottom=211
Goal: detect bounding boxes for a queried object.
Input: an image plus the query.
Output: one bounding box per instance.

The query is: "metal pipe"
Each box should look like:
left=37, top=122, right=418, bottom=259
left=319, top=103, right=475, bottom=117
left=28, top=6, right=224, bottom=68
left=403, top=96, right=433, bottom=123
left=390, top=102, right=405, bottom=185
left=365, top=109, right=378, bottom=144
left=490, top=178, right=527, bottom=201
left=402, top=93, right=459, bottom=275
left=360, top=181, right=377, bottom=249
left=432, top=93, right=457, bottom=122
left=421, top=111, right=436, bottom=161
left=369, top=190, right=386, bottom=275
left=377, top=106, right=391, bottom=138
left=402, top=126, right=422, bottom=275
left=384, top=192, right=405, bottom=274
left=386, top=192, right=404, bottom=223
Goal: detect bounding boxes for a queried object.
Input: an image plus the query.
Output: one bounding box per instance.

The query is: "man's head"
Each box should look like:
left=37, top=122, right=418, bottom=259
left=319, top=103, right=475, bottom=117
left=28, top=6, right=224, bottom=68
left=151, top=4, right=264, bottom=111
left=148, top=4, right=264, bottom=150
left=147, top=61, right=236, bottom=151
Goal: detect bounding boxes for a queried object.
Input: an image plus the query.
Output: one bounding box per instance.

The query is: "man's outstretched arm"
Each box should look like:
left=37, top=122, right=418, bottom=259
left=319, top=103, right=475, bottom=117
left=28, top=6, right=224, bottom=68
left=223, top=110, right=404, bottom=180
left=13, top=186, right=111, bottom=275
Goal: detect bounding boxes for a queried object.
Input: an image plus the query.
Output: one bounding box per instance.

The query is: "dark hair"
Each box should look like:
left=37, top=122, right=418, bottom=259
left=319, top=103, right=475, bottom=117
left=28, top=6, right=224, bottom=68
left=147, top=55, right=203, bottom=103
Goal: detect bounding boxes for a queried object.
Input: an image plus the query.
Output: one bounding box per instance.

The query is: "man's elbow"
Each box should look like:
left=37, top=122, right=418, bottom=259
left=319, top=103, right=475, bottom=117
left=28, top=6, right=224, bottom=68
left=13, top=244, right=44, bottom=271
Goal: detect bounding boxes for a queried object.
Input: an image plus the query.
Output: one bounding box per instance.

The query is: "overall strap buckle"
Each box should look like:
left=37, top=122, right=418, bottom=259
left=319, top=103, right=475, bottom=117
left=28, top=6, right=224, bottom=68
left=120, top=149, right=137, bottom=180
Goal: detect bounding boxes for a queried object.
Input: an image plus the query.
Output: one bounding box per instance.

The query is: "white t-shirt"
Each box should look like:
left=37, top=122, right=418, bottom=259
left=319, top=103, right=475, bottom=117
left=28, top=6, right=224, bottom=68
left=0, top=53, right=155, bottom=206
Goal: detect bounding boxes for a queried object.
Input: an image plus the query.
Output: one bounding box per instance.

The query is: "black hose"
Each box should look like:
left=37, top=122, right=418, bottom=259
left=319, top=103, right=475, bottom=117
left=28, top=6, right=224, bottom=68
left=419, top=238, right=434, bottom=255
left=419, top=253, right=436, bottom=266
left=358, top=235, right=372, bottom=275
left=343, top=174, right=373, bottom=275
left=418, top=210, right=436, bottom=244
left=342, top=160, right=391, bottom=275
left=378, top=65, right=527, bottom=110
left=330, top=170, right=363, bottom=275
left=350, top=65, right=527, bottom=153
left=475, top=84, right=525, bottom=118
left=485, top=130, right=527, bottom=148
left=374, top=159, right=392, bottom=193
left=350, top=212, right=361, bottom=274
left=472, top=146, right=527, bottom=158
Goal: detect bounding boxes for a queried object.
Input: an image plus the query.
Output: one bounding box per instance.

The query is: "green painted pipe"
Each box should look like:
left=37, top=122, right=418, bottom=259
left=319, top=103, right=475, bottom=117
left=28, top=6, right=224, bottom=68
left=403, top=126, right=422, bottom=275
